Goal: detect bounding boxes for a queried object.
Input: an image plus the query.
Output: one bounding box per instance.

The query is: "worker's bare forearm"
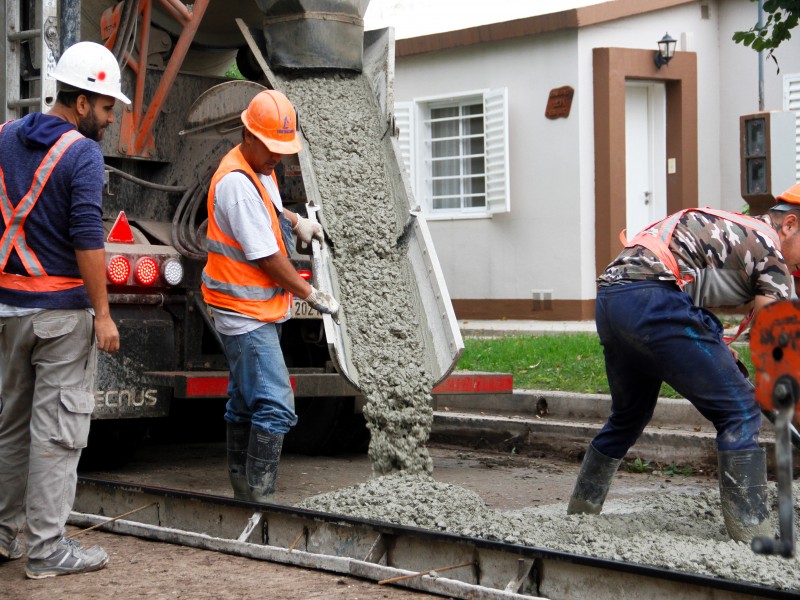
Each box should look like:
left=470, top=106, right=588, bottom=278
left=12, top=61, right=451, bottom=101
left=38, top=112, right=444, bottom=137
left=753, top=295, right=778, bottom=315
left=256, top=252, right=313, bottom=298
left=76, top=248, right=111, bottom=316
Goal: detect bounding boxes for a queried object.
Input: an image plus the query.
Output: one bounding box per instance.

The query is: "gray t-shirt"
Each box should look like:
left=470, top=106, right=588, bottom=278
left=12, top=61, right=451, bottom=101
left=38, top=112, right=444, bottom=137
left=209, top=171, right=289, bottom=335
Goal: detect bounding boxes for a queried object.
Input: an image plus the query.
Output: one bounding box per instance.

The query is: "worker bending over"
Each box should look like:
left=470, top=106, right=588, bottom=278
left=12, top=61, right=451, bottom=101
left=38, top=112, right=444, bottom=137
left=569, top=184, right=800, bottom=543
left=202, top=90, right=339, bottom=503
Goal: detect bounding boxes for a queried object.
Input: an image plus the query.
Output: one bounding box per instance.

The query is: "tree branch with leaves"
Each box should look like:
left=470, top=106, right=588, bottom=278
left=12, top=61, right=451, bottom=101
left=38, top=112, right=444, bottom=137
left=732, top=0, right=800, bottom=52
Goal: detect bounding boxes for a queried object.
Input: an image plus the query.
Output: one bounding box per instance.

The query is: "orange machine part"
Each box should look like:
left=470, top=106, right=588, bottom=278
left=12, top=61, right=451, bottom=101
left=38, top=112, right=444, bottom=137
left=750, top=300, right=800, bottom=420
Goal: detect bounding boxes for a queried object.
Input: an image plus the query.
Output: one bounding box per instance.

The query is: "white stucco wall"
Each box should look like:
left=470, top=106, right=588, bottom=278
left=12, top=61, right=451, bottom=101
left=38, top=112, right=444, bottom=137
left=394, top=32, right=582, bottom=301
left=717, top=1, right=800, bottom=211
left=391, top=0, right=800, bottom=307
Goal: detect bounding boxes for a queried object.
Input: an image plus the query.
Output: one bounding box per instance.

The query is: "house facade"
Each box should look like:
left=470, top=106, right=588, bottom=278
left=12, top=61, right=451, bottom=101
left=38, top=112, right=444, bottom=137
left=390, top=0, right=800, bottom=320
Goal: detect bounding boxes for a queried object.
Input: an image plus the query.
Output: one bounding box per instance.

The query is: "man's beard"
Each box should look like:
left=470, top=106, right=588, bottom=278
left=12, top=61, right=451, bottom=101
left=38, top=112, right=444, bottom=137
left=77, top=112, right=104, bottom=142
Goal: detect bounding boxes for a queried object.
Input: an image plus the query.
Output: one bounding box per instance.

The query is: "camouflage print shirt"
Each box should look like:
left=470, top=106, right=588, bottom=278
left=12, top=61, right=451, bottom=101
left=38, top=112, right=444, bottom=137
left=597, top=211, right=791, bottom=308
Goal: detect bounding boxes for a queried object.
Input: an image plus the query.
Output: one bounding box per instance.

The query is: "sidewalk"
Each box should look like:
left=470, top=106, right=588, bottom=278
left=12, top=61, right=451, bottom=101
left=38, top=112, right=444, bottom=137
left=458, top=319, right=596, bottom=337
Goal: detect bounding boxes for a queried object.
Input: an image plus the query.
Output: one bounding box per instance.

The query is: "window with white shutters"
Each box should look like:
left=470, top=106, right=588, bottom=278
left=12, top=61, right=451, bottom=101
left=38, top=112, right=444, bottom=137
left=394, top=89, right=510, bottom=218
left=784, top=74, right=800, bottom=181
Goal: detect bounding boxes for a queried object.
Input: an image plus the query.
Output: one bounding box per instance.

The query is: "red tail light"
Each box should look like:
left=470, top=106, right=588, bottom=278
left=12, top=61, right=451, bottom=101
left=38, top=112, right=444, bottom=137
left=107, top=255, right=131, bottom=284
left=297, top=269, right=312, bottom=281
left=135, top=257, right=159, bottom=285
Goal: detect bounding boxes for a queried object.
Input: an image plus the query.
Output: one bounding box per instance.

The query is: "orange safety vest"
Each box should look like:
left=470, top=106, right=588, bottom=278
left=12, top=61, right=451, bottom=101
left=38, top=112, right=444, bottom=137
left=620, top=207, right=782, bottom=343
left=0, top=121, right=85, bottom=293
left=201, top=145, right=291, bottom=322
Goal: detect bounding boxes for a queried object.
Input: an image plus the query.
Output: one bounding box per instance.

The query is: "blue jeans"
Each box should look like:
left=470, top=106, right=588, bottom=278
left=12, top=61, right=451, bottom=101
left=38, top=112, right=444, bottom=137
left=220, top=323, right=297, bottom=434
left=592, top=281, right=761, bottom=458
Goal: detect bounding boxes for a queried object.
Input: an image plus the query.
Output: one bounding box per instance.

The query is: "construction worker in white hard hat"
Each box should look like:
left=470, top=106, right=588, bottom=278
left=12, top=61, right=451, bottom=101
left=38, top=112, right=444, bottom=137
left=202, top=89, right=340, bottom=503
left=0, top=41, right=129, bottom=579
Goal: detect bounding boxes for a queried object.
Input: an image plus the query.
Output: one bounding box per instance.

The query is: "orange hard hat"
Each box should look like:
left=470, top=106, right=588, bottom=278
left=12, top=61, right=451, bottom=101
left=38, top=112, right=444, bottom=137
left=241, top=90, right=302, bottom=155
left=777, top=182, right=800, bottom=205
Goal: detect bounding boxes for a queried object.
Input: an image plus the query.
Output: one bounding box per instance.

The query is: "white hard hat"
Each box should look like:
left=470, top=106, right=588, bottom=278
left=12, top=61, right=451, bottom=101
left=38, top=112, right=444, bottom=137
left=54, top=41, right=131, bottom=104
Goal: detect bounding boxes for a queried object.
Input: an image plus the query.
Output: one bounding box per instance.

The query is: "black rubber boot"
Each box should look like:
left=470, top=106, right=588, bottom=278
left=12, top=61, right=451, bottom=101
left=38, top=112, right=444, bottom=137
left=718, top=448, right=772, bottom=542
left=567, top=443, right=623, bottom=515
left=246, top=428, right=284, bottom=503
left=226, top=422, right=251, bottom=501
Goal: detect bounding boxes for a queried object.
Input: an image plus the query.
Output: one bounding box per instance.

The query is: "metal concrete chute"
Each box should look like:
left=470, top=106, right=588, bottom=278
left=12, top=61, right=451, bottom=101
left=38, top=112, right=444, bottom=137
left=278, top=27, right=463, bottom=391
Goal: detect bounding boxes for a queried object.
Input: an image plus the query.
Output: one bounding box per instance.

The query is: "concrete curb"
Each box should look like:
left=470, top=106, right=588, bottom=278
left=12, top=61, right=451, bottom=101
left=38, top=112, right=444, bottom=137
left=431, top=389, right=778, bottom=469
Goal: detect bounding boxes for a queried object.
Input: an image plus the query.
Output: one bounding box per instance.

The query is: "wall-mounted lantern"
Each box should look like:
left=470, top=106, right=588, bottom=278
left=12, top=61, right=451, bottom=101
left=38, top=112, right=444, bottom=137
left=654, top=32, right=677, bottom=69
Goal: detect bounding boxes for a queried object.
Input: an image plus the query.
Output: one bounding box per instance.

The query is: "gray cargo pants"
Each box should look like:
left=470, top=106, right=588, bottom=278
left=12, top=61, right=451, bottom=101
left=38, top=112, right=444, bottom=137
left=0, top=309, right=96, bottom=559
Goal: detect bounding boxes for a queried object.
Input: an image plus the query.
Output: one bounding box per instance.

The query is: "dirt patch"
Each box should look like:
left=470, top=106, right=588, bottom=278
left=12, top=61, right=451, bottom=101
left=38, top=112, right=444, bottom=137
left=0, top=527, right=440, bottom=600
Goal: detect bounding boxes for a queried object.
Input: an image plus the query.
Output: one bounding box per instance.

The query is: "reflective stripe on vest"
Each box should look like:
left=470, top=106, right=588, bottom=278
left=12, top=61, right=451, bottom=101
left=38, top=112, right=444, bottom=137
left=620, top=207, right=781, bottom=290
left=201, top=146, right=290, bottom=322
left=0, top=122, right=85, bottom=292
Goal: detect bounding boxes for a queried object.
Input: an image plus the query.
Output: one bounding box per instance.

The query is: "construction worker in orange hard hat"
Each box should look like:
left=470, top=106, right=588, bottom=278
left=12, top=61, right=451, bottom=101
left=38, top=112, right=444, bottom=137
left=569, top=183, right=800, bottom=545
left=202, top=89, right=340, bottom=503
left=0, top=40, right=128, bottom=579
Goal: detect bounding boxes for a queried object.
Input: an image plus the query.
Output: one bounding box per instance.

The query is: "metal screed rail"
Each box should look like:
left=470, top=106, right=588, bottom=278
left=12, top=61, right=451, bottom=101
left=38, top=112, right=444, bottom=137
left=71, top=477, right=795, bottom=600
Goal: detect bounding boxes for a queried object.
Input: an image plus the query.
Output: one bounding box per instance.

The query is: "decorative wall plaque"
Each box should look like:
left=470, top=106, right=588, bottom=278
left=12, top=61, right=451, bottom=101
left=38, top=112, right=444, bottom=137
left=545, top=86, right=574, bottom=119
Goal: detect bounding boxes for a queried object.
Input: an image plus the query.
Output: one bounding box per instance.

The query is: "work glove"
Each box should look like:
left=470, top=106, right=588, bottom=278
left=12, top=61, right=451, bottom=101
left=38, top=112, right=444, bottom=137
left=304, top=286, right=340, bottom=318
left=293, top=216, right=324, bottom=245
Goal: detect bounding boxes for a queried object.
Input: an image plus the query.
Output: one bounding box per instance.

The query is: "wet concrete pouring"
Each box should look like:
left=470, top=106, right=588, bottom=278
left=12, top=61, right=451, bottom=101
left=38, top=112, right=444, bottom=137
left=5, top=65, right=799, bottom=600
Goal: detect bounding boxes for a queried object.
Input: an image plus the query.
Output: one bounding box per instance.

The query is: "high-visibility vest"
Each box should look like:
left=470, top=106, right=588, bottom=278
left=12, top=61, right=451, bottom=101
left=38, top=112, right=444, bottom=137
left=0, top=121, right=85, bottom=293
left=620, top=207, right=782, bottom=344
left=620, top=207, right=781, bottom=291
left=201, top=145, right=291, bottom=322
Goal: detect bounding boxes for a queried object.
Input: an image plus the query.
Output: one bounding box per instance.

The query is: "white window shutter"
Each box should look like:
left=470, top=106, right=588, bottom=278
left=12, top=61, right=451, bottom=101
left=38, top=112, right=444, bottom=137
left=394, top=101, right=415, bottom=193
left=784, top=74, right=800, bottom=181
left=483, top=87, right=510, bottom=214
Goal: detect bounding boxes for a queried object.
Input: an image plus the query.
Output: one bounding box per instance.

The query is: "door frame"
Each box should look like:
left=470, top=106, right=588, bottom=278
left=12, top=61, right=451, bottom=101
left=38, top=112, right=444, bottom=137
left=593, top=47, right=698, bottom=276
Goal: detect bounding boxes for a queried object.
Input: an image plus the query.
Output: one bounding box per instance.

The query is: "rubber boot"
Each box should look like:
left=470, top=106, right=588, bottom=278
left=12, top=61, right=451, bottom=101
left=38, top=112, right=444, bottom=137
left=567, top=444, right=623, bottom=515
left=226, top=422, right=251, bottom=501
left=717, top=448, right=773, bottom=542
left=246, top=428, right=284, bottom=503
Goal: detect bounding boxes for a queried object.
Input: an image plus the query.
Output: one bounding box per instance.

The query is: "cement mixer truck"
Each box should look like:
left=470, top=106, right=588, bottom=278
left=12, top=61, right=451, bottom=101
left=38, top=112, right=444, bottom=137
left=1, top=0, right=463, bottom=465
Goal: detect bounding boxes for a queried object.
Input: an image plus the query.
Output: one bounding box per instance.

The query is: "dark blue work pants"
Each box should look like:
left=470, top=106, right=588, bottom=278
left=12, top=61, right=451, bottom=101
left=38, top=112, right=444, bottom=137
left=592, top=281, right=762, bottom=459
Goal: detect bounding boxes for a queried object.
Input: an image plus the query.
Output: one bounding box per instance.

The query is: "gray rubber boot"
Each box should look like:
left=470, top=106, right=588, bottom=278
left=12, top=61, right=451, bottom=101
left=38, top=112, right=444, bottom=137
left=718, top=448, right=773, bottom=542
left=226, top=422, right=251, bottom=501
left=567, top=444, right=623, bottom=515
left=246, top=428, right=284, bottom=503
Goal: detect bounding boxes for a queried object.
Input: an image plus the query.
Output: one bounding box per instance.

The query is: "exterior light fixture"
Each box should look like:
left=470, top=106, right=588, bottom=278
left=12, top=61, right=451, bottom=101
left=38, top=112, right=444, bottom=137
left=654, top=32, right=677, bottom=69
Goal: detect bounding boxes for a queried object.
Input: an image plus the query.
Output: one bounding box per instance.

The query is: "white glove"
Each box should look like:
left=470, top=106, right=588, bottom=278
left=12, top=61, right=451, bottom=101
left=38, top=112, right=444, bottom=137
left=304, top=286, right=340, bottom=317
left=293, top=216, right=324, bottom=245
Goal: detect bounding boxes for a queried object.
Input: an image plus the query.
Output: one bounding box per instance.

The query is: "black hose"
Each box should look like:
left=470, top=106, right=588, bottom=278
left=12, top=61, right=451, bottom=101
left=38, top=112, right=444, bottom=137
left=105, top=164, right=188, bottom=193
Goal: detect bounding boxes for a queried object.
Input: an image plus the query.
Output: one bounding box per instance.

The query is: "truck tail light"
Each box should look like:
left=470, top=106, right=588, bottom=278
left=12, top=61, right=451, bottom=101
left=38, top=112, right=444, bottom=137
left=135, top=257, right=159, bottom=286
left=297, top=269, right=312, bottom=281
left=107, top=255, right=131, bottom=284
left=162, top=258, right=184, bottom=286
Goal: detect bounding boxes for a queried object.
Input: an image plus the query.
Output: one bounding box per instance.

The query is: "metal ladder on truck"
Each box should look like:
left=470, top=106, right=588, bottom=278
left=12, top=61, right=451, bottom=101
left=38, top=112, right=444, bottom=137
left=2, top=0, right=60, bottom=121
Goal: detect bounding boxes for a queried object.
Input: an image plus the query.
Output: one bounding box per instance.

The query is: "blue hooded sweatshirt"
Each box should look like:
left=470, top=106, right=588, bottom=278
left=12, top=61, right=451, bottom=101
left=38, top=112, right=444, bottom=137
left=0, top=112, right=106, bottom=308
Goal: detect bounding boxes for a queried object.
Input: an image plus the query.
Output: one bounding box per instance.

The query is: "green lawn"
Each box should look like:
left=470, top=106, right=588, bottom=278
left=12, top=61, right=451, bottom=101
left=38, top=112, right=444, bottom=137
left=456, top=333, right=754, bottom=397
